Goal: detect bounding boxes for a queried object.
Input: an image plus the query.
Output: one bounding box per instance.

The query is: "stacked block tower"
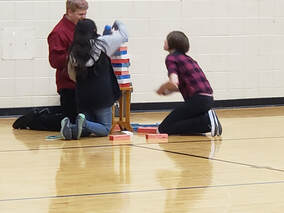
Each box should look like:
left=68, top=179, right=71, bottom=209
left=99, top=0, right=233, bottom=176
left=111, top=45, right=132, bottom=88
left=103, top=25, right=131, bottom=88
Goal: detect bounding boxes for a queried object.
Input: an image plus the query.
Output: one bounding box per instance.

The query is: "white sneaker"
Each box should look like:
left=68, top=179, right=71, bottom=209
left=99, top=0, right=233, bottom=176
left=74, top=113, right=86, bottom=140
left=208, top=110, right=217, bottom=137
left=212, top=110, right=222, bottom=136
left=60, top=117, right=72, bottom=140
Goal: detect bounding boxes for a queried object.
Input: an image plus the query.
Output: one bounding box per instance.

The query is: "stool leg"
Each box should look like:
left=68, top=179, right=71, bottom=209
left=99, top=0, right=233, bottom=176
left=125, top=90, right=133, bottom=131
left=119, top=92, right=124, bottom=122
left=111, top=88, right=133, bottom=132
left=112, top=105, right=115, bottom=124
left=125, top=91, right=130, bottom=123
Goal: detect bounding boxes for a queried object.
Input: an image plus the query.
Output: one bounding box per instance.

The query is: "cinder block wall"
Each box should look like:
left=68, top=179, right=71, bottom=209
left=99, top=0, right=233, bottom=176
left=0, top=0, right=283, bottom=108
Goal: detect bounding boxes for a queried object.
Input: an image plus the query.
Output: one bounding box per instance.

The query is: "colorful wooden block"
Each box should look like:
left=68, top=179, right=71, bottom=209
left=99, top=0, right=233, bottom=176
left=111, top=59, right=130, bottom=64
left=112, top=63, right=130, bottom=68
left=109, top=134, right=130, bottom=140
left=113, top=50, right=127, bottom=56
left=112, top=124, right=121, bottom=132
left=118, top=46, right=127, bottom=51
left=112, top=54, right=129, bottom=59
left=137, top=127, right=158, bottom=134
left=116, top=74, right=130, bottom=79
left=119, top=83, right=132, bottom=88
left=121, top=131, right=133, bottom=136
left=117, top=78, right=131, bottom=84
left=114, top=67, right=129, bottom=71
left=114, top=71, right=129, bottom=75
left=146, top=134, right=168, bottom=139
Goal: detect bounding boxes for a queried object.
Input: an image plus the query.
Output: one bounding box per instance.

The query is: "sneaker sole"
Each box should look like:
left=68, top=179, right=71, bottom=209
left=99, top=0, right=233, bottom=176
left=75, top=114, right=85, bottom=140
left=60, top=118, right=72, bottom=140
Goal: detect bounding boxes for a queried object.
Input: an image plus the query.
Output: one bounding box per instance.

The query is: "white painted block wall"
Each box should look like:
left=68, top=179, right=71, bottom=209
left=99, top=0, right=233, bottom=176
left=0, top=0, right=283, bottom=108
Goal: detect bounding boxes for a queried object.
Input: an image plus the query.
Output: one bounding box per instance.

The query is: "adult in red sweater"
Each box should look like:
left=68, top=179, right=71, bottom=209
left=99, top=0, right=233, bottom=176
left=48, top=0, right=88, bottom=123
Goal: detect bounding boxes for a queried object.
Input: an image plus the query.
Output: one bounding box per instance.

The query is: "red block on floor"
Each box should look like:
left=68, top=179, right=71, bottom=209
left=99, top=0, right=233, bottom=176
left=112, top=124, right=121, bottom=132
left=146, top=134, right=168, bottom=139
left=137, top=127, right=158, bottom=134
left=109, top=134, right=130, bottom=140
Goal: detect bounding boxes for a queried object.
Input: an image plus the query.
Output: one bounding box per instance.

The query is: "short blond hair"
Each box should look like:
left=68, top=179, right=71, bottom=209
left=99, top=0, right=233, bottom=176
left=66, top=0, right=88, bottom=12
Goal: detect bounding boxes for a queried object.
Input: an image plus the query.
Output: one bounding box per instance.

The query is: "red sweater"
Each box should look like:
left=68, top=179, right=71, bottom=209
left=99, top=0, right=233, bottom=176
left=48, top=15, right=76, bottom=92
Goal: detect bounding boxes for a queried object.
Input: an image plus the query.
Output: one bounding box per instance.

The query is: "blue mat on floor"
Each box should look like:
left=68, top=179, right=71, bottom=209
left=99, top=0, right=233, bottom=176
left=45, top=135, right=62, bottom=140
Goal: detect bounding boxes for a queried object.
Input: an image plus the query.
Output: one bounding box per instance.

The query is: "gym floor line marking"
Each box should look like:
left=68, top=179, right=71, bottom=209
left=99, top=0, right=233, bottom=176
left=0, top=144, right=128, bottom=153
left=133, top=144, right=284, bottom=173
left=1, top=135, right=284, bottom=153
left=1, top=180, right=284, bottom=203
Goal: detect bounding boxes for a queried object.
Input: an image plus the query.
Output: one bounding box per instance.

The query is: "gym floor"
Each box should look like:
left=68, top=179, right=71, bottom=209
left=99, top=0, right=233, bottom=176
left=1, top=106, right=284, bottom=212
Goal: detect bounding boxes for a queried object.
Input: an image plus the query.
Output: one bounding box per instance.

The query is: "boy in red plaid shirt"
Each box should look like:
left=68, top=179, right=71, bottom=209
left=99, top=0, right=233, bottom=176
left=157, top=31, right=222, bottom=136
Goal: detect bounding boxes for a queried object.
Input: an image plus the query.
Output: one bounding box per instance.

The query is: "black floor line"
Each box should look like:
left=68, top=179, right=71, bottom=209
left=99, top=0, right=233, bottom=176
left=133, top=144, right=284, bottom=173
left=1, top=180, right=284, bottom=203
left=1, top=135, right=284, bottom=153
left=0, top=144, right=129, bottom=153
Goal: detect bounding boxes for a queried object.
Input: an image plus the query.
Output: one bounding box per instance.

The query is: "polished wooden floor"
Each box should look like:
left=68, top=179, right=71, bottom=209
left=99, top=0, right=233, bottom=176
left=1, top=106, right=284, bottom=212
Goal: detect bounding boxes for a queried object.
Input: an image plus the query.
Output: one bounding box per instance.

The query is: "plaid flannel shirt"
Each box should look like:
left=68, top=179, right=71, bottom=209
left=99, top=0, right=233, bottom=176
left=165, top=52, right=213, bottom=100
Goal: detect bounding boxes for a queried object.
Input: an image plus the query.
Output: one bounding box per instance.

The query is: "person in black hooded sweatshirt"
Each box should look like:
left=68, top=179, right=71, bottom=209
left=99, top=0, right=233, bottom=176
left=60, top=18, right=128, bottom=140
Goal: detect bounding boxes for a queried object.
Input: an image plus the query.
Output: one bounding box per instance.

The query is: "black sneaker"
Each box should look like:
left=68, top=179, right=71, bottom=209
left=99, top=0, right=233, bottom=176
left=12, top=109, right=40, bottom=129
left=208, top=110, right=217, bottom=137
left=60, top=117, right=72, bottom=140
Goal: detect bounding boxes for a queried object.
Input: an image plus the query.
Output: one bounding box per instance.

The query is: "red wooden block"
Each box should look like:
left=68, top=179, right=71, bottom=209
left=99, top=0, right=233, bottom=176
left=137, top=127, right=158, bottom=134
left=146, top=134, right=168, bottom=139
left=111, top=59, right=130, bottom=64
left=118, top=46, right=127, bottom=51
left=114, top=71, right=130, bottom=75
left=119, top=83, right=131, bottom=88
left=112, top=124, right=121, bottom=132
left=109, top=134, right=130, bottom=140
left=113, top=67, right=129, bottom=71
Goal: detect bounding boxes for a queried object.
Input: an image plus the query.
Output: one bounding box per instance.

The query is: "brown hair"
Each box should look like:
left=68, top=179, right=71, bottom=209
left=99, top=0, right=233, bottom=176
left=167, top=31, right=190, bottom=54
left=66, top=0, right=88, bottom=12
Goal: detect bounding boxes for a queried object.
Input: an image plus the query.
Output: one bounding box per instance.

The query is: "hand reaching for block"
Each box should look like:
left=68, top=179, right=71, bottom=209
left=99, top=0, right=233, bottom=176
left=156, top=81, right=178, bottom=96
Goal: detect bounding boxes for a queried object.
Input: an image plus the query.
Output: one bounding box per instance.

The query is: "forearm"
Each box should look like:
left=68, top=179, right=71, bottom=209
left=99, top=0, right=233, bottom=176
left=168, top=73, right=179, bottom=90
left=49, top=50, right=68, bottom=69
left=97, top=20, right=128, bottom=57
left=48, top=32, right=68, bottom=70
left=157, top=81, right=179, bottom=95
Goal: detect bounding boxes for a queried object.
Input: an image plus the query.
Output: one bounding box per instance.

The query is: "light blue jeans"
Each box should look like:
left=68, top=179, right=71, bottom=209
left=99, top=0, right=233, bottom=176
left=83, top=106, right=112, bottom=137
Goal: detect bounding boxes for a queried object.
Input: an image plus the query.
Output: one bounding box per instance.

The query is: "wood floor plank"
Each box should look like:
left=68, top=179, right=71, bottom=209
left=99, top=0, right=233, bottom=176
left=1, top=106, right=284, bottom=212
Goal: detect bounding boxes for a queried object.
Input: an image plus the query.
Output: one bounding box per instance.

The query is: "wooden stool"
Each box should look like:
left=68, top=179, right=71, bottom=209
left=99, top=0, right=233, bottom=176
left=111, top=87, right=133, bottom=132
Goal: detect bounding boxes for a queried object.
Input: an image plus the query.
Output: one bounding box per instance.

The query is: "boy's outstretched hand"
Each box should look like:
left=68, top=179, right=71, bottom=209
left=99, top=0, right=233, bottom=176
left=156, top=81, right=178, bottom=96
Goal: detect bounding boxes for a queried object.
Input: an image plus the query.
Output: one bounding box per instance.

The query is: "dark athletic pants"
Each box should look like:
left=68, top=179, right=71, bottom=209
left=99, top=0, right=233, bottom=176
left=59, top=88, right=77, bottom=124
left=158, top=95, right=214, bottom=135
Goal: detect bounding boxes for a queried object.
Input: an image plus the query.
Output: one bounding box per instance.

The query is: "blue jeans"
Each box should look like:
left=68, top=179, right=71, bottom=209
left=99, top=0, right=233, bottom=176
left=83, top=106, right=112, bottom=137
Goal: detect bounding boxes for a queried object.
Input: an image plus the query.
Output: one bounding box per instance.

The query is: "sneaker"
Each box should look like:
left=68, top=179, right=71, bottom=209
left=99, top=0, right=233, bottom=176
left=60, top=117, right=72, bottom=140
left=73, top=113, right=86, bottom=140
left=208, top=110, right=217, bottom=137
left=212, top=110, right=222, bottom=136
left=12, top=109, right=40, bottom=129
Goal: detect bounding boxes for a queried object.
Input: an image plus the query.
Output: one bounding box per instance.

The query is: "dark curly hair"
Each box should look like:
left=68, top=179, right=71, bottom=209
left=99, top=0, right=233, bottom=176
left=69, top=19, right=98, bottom=75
